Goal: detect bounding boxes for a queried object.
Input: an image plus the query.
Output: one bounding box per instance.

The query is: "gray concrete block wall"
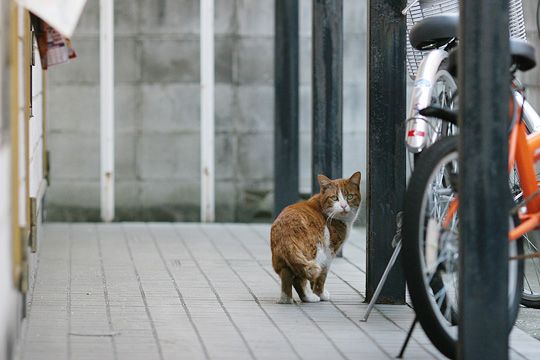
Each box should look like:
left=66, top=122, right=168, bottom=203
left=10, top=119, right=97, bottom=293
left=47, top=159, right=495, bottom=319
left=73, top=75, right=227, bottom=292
left=521, top=0, right=540, bottom=114
left=45, top=0, right=368, bottom=222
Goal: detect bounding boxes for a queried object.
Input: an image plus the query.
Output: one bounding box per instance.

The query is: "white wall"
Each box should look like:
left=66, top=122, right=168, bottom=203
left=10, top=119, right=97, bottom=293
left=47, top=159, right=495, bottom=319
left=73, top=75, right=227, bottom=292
left=0, top=1, right=22, bottom=358
left=27, top=37, right=45, bottom=299
left=30, top=49, right=44, bottom=200
left=0, top=145, right=20, bottom=360
left=0, top=3, right=46, bottom=358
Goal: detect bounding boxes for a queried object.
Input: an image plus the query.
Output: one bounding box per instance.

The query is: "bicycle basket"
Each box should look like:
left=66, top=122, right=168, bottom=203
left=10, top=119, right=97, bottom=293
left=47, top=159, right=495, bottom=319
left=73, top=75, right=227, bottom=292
left=404, top=0, right=527, bottom=79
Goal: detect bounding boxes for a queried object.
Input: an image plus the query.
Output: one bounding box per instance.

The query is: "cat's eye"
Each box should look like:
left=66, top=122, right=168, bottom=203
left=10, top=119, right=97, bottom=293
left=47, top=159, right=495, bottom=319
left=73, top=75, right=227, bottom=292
left=346, top=194, right=353, bottom=200
left=331, top=196, right=338, bottom=201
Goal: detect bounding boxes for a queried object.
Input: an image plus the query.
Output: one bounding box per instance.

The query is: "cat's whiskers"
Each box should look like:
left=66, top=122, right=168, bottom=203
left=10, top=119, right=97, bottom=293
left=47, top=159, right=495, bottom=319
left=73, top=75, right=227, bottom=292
left=325, top=209, right=338, bottom=227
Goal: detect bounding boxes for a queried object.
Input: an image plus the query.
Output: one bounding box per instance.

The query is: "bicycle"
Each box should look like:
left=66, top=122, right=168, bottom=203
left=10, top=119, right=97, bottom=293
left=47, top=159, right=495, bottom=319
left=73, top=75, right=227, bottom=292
left=401, top=0, right=539, bottom=303
left=401, top=38, right=539, bottom=358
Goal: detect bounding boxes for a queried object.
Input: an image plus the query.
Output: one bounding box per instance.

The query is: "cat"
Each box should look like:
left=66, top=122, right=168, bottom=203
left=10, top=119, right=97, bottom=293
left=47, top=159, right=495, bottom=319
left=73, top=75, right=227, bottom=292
left=271, top=171, right=361, bottom=304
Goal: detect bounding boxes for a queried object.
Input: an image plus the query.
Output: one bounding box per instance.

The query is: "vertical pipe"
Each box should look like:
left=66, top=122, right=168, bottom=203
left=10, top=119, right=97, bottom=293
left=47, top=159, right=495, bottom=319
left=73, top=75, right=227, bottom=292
left=201, top=0, right=215, bottom=223
left=366, top=0, right=406, bottom=303
left=458, top=0, right=509, bottom=358
left=17, top=5, right=25, bottom=229
left=100, top=0, right=114, bottom=222
left=311, top=0, right=343, bottom=194
left=42, top=68, right=48, bottom=183
left=23, top=11, right=30, bottom=232
left=274, top=0, right=299, bottom=217
left=9, top=2, right=22, bottom=287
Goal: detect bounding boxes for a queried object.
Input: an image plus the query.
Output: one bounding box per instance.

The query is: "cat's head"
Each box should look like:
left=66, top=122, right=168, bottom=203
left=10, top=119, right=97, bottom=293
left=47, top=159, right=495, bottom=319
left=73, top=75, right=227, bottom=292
left=317, top=172, right=362, bottom=222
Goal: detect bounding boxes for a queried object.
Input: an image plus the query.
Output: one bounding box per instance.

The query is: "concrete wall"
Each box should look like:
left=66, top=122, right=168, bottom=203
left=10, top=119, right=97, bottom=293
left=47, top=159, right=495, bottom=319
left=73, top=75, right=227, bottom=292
left=0, top=145, right=19, bottom=360
left=0, top=141, right=23, bottom=360
left=522, top=0, right=540, bottom=111
left=45, top=0, right=367, bottom=222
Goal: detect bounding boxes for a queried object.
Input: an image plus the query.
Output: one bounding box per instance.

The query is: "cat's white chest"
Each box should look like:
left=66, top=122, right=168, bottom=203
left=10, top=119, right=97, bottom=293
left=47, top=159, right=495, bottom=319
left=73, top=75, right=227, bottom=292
left=315, top=226, right=334, bottom=270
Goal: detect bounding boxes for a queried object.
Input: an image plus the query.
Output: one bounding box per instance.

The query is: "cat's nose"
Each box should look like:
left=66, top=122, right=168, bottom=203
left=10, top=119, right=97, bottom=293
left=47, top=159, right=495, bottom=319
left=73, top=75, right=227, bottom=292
left=340, top=202, right=347, bottom=209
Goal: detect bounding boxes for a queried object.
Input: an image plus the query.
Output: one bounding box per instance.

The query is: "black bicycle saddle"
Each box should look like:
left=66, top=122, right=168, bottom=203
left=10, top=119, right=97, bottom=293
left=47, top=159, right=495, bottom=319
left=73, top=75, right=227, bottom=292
left=448, top=38, right=537, bottom=76
left=409, top=14, right=459, bottom=51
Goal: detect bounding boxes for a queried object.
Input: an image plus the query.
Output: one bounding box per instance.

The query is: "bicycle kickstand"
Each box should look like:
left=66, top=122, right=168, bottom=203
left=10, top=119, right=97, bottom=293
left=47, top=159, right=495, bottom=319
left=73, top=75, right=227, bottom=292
left=361, top=212, right=403, bottom=322
left=397, top=316, right=418, bottom=359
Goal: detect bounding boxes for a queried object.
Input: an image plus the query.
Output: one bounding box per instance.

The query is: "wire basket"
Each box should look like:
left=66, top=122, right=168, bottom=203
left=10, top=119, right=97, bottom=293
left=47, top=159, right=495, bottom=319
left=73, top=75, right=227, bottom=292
left=404, top=0, right=527, bottom=79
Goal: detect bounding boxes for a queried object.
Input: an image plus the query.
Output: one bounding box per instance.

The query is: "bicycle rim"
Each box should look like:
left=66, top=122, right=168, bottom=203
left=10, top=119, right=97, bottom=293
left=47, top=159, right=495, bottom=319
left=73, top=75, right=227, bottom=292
left=510, top=178, right=540, bottom=307
left=522, top=234, right=540, bottom=306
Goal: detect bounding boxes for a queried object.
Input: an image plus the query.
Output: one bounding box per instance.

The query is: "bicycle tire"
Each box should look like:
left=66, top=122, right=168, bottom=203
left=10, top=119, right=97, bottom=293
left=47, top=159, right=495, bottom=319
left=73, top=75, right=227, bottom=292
left=430, top=60, right=457, bottom=139
left=510, top=177, right=540, bottom=308
left=402, top=135, right=523, bottom=359
left=520, top=235, right=540, bottom=308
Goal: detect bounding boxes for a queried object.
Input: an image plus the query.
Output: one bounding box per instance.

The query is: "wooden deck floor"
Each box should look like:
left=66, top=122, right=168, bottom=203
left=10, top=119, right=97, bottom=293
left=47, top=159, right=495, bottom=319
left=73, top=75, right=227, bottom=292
left=17, top=223, right=540, bottom=359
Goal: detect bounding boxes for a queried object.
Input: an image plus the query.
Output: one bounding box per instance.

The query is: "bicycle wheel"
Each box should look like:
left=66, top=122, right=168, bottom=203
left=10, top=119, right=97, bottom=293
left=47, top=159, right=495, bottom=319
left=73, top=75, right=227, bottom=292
left=429, top=61, right=458, bottom=139
left=521, top=230, right=540, bottom=307
left=510, top=177, right=540, bottom=308
left=402, top=135, right=524, bottom=359
left=408, top=58, right=457, bottom=166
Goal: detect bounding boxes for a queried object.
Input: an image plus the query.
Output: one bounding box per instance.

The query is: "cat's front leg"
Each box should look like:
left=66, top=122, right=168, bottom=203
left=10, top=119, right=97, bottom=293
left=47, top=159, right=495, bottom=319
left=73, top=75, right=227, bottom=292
left=313, top=271, right=330, bottom=301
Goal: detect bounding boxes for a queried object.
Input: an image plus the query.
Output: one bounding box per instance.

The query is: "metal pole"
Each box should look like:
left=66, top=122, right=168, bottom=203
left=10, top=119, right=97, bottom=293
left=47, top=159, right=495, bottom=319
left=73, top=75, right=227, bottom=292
left=311, top=0, right=343, bottom=194
left=458, top=0, right=510, bottom=358
left=200, top=0, right=215, bottom=222
left=100, top=0, right=114, bottom=222
left=366, top=0, right=406, bottom=304
left=274, top=0, right=299, bottom=217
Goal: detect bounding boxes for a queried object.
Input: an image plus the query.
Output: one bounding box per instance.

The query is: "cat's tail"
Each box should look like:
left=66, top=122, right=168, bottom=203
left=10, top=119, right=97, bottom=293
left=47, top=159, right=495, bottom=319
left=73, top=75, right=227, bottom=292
left=288, top=254, right=322, bottom=281
left=303, top=260, right=322, bottom=281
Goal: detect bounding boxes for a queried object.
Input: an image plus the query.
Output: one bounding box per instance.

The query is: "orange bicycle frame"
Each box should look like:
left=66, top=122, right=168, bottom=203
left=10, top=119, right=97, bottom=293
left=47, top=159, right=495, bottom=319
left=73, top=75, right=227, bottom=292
left=442, top=93, right=540, bottom=241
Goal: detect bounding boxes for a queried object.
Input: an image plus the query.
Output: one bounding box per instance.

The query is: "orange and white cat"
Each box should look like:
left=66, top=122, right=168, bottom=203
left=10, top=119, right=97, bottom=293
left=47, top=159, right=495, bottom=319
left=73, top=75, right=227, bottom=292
left=271, top=172, right=361, bottom=304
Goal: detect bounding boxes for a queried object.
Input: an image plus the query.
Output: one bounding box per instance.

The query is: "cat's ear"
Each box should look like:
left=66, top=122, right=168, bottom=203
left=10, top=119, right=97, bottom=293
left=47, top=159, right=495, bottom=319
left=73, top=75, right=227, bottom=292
left=317, top=174, right=332, bottom=190
left=348, top=171, right=361, bottom=186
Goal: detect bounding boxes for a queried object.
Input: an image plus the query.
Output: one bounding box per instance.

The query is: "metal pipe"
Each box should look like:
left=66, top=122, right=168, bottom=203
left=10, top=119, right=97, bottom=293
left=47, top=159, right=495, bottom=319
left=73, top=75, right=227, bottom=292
left=311, top=0, right=343, bottom=194
left=274, top=0, right=299, bottom=217
left=99, top=0, right=115, bottom=222
left=458, top=0, right=510, bottom=357
left=200, top=0, right=215, bottom=223
left=366, top=0, right=407, bottom=304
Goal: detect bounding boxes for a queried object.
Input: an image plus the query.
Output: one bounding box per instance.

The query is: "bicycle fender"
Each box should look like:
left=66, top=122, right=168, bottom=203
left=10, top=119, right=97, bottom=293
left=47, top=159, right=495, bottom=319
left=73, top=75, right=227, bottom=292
left=405, top=49, right=449, bottom=153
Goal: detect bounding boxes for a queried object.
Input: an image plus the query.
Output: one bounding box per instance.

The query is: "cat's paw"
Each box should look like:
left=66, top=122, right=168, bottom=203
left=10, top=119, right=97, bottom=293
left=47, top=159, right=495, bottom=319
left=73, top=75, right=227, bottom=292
left=302, top=293, right=321, bottom=303
left=319, top=290, right=331, bottom=301
left=277, top=294, right=295, bottom=304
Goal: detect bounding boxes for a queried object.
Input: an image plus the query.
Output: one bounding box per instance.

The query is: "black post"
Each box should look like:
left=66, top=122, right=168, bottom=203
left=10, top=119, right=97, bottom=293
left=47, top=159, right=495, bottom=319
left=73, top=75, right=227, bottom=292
left=274, top=0, right=300, bottom=217
left=311, top=0, right=343, bottom=193
left=458, top=0, right=509, bottom=359
left=366, top=0, right=406, bottom=304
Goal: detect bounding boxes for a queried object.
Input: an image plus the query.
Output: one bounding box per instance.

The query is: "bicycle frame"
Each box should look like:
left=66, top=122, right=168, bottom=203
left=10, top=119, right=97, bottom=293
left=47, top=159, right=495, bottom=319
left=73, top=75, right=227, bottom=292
left=441, top=89, right=540, bottom=249
left=515, top=91, right=540, bottom=133
left=509, top=102, right=540, bottom=242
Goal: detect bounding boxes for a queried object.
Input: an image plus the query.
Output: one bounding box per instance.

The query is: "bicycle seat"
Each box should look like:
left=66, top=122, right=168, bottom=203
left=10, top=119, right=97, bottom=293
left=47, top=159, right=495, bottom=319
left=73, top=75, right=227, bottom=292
left=448, top=38, right=537, bottom=75
left=509, top=38, right=536, bottom=71
left=409, top=14, right=459, bottom=51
